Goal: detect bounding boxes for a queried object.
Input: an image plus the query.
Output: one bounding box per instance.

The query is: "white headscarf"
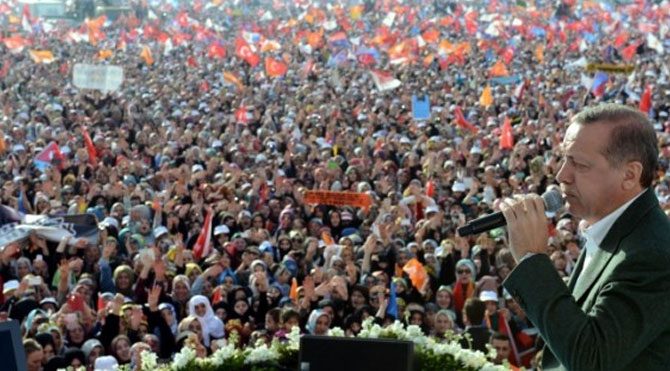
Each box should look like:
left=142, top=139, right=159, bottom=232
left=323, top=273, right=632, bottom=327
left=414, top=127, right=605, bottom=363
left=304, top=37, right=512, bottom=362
left=188, top=295, right=225, bottom=346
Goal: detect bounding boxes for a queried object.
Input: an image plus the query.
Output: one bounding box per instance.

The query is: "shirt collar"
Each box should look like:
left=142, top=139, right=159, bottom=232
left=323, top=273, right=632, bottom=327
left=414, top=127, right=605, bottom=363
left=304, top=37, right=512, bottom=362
left=583, top=189, right=647, bottom=247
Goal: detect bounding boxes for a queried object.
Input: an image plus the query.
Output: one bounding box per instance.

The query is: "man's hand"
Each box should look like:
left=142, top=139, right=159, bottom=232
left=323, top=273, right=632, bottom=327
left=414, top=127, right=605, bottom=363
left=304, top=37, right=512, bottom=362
left=499, top=194, right=549, bottom=262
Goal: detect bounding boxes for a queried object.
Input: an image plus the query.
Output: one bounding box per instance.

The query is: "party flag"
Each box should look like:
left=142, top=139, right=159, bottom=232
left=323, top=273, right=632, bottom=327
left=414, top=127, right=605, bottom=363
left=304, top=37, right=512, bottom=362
left=289, top=277, right=298, bottom=301
left=639, top=85, right=652, bottom=115
left=500, top=117, right=514, bottom=150
left=192, top=209, right=213, bottom=260
left=370, top=70, right=401, bottom=91
left=386, top=281, right=399, bottom=319
left=265, top=57, right=288, bottom=77
left=402, top=258, right=428, bottom=290
left=223, top=71, right=244, bottom=90
left=82, top=127, right=98, bottom=165
left=140, top=45, right=154, bottom=65
left=479, top=85, right=494, bottom=108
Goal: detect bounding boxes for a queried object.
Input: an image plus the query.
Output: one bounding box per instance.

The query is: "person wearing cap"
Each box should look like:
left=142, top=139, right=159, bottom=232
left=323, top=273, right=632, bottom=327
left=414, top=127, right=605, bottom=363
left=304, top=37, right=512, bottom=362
left=213, top=224, right=230, bottom=249
left=501, top=104, right=670, bottom=370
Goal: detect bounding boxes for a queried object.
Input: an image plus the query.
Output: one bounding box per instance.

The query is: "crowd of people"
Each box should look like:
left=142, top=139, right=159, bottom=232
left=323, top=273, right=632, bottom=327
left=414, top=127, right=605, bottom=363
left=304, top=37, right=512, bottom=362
left=1, top=0, right=670, bottom=370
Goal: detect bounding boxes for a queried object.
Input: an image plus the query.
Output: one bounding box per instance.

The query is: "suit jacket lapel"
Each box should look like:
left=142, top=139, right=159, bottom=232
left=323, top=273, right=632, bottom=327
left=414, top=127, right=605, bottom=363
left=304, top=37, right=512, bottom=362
left=568, top=246, right=586, bottom=293
left=571, top=188, right=658, bottom=303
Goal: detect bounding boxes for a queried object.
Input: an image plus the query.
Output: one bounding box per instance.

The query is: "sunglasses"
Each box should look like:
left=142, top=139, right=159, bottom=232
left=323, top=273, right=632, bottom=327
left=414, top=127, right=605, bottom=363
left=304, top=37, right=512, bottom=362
left=457, top=269, right=471, bottom=275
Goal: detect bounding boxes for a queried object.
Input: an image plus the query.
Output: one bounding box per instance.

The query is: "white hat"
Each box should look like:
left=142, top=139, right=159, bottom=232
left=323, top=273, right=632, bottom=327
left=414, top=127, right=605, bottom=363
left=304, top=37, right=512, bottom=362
left=99, top=217, right=119, bottom=230
left=213, top=225, right=230, bottom=236
left=153, top=226, right=168, bottom=239
left=3, top=280, right=19, bottom=295
left=452, top=182, right=467, bottom=193
left=425, top=205, right=440, bottom=214
left=94, top=355, right=119, bottom=370
left=479, top=290, right=499, bottom=302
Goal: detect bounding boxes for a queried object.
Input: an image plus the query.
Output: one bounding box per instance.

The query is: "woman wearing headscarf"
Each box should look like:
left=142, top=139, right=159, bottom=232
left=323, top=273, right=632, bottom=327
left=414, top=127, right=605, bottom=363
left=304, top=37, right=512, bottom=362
left=187, top=295, right=225, bottom=347
left=306, top=309, right=331, bottom=335
left=452, top=259, right=477, bottom=328
left=170, top=274, right=191, bottom=320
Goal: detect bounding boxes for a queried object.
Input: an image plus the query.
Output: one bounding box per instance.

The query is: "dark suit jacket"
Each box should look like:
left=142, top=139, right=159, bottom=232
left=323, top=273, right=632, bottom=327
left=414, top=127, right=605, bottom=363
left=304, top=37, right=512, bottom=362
left=460, top=325, right=492, bottom=353
left=504, top=189, right=670, bottom=371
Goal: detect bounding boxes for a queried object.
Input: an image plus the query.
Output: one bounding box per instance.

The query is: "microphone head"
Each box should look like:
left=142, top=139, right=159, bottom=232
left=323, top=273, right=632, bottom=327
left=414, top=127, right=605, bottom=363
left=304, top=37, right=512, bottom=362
left=542, top=188, right=564, bottom=213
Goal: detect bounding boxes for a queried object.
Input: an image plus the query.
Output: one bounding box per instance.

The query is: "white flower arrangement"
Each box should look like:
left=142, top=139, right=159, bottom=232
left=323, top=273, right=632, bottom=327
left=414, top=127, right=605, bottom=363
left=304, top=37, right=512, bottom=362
left=117, top=318, right=513, bottom=371
left=140, top=349, right=158, bottom=370
left=171, top=346, right=196, bottom=370
left=327, top=326, right=346, bottom=337
left=211, top=342, right=239, bottom=366
left=285, top=325, right=302, bottom=350
left=244, top=342, right=279, bottom=365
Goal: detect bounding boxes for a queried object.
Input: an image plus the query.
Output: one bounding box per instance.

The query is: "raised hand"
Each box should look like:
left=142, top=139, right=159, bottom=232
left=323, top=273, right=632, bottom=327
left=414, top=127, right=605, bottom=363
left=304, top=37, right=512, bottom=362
left=148, top=284, right=162, bottom=312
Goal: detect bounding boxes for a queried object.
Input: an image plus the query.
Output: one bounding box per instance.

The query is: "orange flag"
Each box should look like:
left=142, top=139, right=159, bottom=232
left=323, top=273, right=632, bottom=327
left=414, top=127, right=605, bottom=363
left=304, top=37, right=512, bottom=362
left=289, top=277, right=299, bottom=301
left=422, top=28, right=440, bottom=44
left=29, top=50, right=55, bottom=64
left=479, top=85, right=494, bottom=108
left=265, top=57, right=288, bottom=77
left=98, top=49, right=113, bottom=60
left=0, top=131, right=5, bottom=154
left=403, top=258, right=428, bottom=290
left=489, top=60, right=509, bottom=77
left=140, top=46, right=154, bottom=65
left=500, top=116, right=514, bottom=150
left=535, top=44, right=545, bottom=63
left=321, top=231, right=335, bottom=246
left=223, top=71, right=244, bottom=90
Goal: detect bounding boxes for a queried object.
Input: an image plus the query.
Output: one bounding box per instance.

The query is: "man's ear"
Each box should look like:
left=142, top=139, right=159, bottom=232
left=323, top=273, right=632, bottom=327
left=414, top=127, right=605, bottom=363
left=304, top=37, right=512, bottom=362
left=622, top=160, right=643, bottom=191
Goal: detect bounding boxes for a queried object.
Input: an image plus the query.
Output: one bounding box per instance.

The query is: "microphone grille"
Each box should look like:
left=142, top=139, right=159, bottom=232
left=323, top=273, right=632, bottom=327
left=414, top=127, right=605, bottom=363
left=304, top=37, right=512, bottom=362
left=542, top=189, right=564, bottom=213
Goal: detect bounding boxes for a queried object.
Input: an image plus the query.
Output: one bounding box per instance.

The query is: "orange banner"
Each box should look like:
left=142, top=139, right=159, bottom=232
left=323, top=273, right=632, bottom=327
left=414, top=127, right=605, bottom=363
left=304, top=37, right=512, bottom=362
left=304, top=191, right=372, bottom=209
left=403, top=258, right=428, bottom=290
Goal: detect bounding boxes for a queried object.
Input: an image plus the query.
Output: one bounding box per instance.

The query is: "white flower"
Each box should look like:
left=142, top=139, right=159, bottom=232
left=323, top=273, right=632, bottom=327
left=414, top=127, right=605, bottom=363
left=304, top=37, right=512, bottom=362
left=172, top=346, right=196, bottom=370
left=244, top=343, right=279, bottom=365
left=286, top=325, right=301, bottom=349
left=327, top=327, right=345, bottom=337
left=211, top=344, right=238, bottom=366
left=140, top=350, right=158, bottom=370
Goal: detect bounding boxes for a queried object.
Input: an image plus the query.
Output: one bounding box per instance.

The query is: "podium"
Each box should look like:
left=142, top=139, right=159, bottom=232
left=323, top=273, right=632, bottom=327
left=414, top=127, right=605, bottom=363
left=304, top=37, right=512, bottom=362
left=299, top=336, right=414, bottom=371
left=0, top=320, right=27, bottom=371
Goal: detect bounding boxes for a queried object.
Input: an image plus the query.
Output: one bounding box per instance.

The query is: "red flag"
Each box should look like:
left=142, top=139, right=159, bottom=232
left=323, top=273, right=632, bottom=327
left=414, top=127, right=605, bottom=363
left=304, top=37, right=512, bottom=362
left=621, top=43, right=638, bottom=61
left=207, top=42, right=226, bottom=59
left=639, top=85, right=652, bottom=115
left=35, top=141, right=65, bottom=170
left=193, top=209, right=213, bottom=260
left=97, top=293, right=105, bottom=311
left=212, top=287, right=224, bottom=305
left=235, top=106, right=250, bottom=124
left=500, top=117, right=514, bottom=150
left=0, top=60, right=11, bottom=78
left=265, top=57, right=288, bottom=77
left=187, top=55, right=198, bottom=68
left=199, top=80, right=210, bottom=93
left=500, top=47, right=514, bottom=65
left=454, top=106, right=479, bottom=133
left=613, top=32, right=629, bottom=48
left=82, top=127, right=98, bottom=165
left=177, top=11, right=190, bottom=28
left=235, top=37, right=260, bottom=67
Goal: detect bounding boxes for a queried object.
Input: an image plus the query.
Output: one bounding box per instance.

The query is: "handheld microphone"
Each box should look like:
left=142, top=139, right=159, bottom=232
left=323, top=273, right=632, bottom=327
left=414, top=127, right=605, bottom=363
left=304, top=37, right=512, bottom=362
left=456, top=189, right=563, bottom=236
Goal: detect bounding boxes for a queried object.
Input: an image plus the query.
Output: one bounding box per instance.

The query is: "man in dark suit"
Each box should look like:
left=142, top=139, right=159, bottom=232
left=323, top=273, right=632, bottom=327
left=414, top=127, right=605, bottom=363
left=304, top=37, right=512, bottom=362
left=460, top=298, right=492, bottom=353
left=500, top=104, right=670, bottom=370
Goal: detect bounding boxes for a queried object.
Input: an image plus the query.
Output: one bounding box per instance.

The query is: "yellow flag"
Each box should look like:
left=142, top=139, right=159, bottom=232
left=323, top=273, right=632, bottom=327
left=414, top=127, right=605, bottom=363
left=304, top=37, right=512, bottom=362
left=535, top=44, right=545, bottom=63
left=479, top=85, right=494, bottom=108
